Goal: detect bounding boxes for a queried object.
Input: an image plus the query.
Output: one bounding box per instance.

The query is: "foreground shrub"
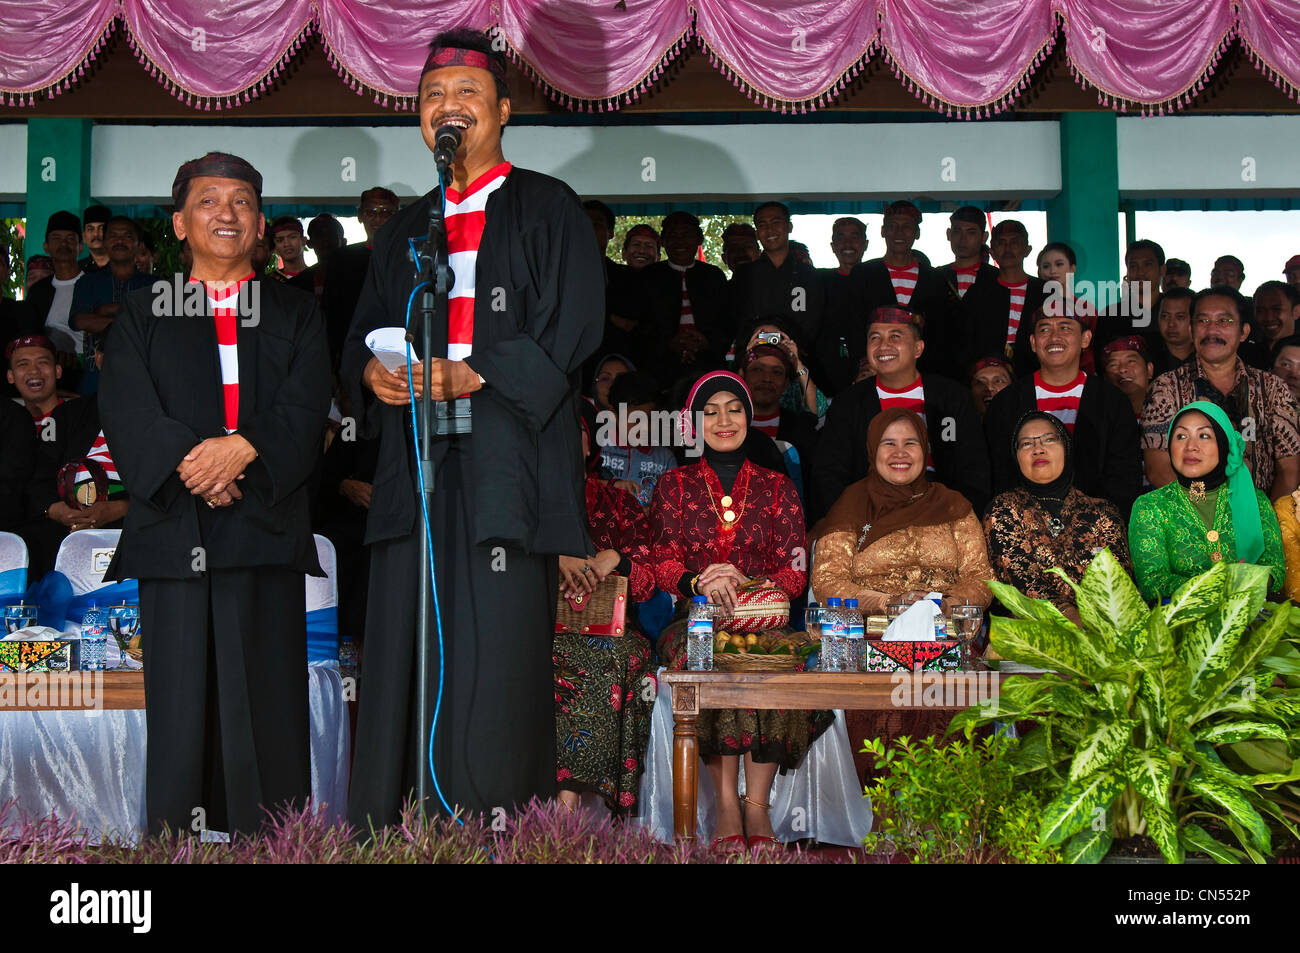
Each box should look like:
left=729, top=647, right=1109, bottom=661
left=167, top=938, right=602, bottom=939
left=862, top=729, right=1061, bottom=864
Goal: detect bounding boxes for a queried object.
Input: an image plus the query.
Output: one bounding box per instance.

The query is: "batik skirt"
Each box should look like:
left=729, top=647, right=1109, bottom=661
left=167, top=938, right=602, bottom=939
left=553, top=631, right=656, bottom=814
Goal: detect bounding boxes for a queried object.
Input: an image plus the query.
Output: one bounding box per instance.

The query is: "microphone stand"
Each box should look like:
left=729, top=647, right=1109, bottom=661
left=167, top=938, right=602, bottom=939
left=412, top=156, right=453, bottom=815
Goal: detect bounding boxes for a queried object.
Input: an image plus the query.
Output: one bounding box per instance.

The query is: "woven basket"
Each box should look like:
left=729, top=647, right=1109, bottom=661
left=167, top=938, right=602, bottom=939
left=713, top=652, right=801, bottom=672
left=714, top=587, right=790, bottom=632
left=554, top=574, right=628, bottom=637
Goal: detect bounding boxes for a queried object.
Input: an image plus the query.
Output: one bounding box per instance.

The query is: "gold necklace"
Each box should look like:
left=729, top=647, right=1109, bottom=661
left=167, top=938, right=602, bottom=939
left=1182, top=483, right=1223, bottom=562
left=705, top=475, right=747, bottom=532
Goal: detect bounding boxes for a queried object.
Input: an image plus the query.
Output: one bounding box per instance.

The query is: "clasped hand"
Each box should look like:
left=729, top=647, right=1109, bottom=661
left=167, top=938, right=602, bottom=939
left=559, top=550, right=620, bottom=601
left=698, top=563, right=751, bottom=614
left=177, top=434, right=257, bottom=503
left=363, top=355, right=481, bottom=407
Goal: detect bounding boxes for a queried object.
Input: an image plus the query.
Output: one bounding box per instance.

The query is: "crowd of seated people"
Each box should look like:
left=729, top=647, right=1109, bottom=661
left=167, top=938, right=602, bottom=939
left=6, top=193, right=1300, bottom=846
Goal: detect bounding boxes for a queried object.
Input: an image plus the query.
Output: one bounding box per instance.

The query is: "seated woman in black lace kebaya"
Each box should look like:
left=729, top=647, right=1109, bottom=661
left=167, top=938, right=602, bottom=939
left=982, top=411, right=1130, bottom=622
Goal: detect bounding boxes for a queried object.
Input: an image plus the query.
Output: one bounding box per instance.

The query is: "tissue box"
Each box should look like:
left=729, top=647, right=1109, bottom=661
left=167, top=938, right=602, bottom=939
left=0, top=639, right=79, bottom=673
left=860, top=639, right=959, bottom=673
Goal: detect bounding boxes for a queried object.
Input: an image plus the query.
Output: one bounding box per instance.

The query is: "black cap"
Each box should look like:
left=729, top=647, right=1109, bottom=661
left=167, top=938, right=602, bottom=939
left=46, top=210, right=82, bottom=239
left=83, top=205, right=111, bottom=225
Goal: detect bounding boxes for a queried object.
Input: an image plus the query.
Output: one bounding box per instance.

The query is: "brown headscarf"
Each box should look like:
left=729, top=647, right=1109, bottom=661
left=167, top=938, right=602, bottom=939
left=810, top=407, right=972, bottom=550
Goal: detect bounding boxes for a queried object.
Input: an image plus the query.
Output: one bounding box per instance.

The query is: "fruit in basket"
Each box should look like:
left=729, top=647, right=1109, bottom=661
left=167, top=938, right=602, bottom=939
left=744, top=633, right=758, bottom=647
left=729, top=634, right=747, bottom=650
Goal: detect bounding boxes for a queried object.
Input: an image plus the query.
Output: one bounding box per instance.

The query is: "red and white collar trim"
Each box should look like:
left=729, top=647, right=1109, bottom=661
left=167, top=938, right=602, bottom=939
left=445, top=161, right=512, bottom=203
left=189, top=273, right=256, bottom=304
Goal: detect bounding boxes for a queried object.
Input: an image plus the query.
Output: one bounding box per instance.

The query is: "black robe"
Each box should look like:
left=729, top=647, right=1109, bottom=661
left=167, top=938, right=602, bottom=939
left=728, top=253, right=824, bottom=345
left=812, top=372, right=991, bottom=518
left=18, top=394, right=128, bottom=577
left=634, top=258, right=731, bottom=389
left=954, top=271, right=1047, bottom=376
left=594, top=257, right=646, bottom=366
left=99, top=277, right=331, bottom=835
left=341, top=167, right=604, bottom=827
left=322, top=242, right=373, bottom=374
left=0, top=397, right=35, bottom=532
left=983, top=372, right=1141, bottom=515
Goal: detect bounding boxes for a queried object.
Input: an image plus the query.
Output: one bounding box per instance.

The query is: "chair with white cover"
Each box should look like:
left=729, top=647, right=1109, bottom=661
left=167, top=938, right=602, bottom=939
left=52, top=528, right=130, bottom=664
left=306, top=534, right=351, bottom=822
left=0, top=531, right=28, bottom=598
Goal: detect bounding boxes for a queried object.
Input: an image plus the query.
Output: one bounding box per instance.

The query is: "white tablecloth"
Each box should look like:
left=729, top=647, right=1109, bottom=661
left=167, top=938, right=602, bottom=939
left=0, top=662, right=350, bottom=844
left=632, top=669, right=873, bottom=846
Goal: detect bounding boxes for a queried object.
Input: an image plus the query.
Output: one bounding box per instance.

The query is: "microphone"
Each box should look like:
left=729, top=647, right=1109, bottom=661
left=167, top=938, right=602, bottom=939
left=433, top=124, right=462, bottom=173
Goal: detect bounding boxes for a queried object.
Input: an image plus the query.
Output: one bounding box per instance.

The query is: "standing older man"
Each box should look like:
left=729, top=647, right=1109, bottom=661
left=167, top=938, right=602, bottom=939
left=100, top=152, right=331, bottom=836
left=343, top=29, right=602, bottom=828
left=1142, top=286, right=1300, bottom=497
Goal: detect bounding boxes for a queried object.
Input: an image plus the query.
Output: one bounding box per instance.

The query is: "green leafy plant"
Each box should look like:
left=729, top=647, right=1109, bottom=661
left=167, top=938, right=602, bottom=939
left=861, top=728, right=1062, bottom=864
left=952, top=548, right=1300, bottom=863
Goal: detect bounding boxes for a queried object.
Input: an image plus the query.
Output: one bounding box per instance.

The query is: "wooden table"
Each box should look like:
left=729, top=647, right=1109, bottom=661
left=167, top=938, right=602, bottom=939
left=0, top=671, right=145, bottom=710
left=662, top=670, right=1002, bottom=839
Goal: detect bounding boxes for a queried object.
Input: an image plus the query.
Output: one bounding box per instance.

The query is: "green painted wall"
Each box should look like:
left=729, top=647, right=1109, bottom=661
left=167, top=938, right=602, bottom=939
left=24, top=119, right=93, bottom=258
left=1046, top=113, right=1121, bottom=310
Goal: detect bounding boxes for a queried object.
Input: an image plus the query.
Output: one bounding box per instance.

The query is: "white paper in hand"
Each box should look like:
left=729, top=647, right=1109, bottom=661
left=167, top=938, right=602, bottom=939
left=883, top=599, right=939, bottom=642
left=365, top=327, right=413, bottom=373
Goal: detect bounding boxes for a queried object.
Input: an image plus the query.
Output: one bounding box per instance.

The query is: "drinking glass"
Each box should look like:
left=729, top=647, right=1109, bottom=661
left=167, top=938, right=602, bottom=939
left=108, top=603, right=140, bottom=666
left=950, top=603, right=983, bottom=670
left=4, top=604, right=37, bottom=634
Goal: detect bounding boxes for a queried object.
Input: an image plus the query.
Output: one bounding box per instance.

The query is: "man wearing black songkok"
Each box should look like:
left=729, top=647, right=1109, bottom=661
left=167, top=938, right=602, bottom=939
left=100, top=151, right=331, bottom=836
left=344, top=30, right=603, bottom=828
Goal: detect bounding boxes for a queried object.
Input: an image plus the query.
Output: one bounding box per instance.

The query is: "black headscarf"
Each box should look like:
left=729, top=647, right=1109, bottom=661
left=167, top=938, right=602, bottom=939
left=1013, top=411, right=1074, bottom=511
left=1169, top=404, right=1230, bottom=491
left=685, top=371, right=755, bottom=494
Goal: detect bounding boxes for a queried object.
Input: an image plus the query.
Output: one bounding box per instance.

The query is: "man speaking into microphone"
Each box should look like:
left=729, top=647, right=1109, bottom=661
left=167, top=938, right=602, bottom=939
left=344, top=29, right=603, bottom=828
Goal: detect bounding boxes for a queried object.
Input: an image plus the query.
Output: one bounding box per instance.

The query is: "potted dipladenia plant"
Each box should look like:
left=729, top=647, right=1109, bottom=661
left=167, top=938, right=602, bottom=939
left=951, top=548, right=1300, bottom=863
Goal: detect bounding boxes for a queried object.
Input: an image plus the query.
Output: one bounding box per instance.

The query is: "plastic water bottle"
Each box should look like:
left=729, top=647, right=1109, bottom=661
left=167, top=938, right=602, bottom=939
left=79, top=603, right=107, bottom=672
left=845, top=598, right=866, bottom=672
left=823, top=597, right=848, bottom=672
left=686, top=596, right=714, bottom=671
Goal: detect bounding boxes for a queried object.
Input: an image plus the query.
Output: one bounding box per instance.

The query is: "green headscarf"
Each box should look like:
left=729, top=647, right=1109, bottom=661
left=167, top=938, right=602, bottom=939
left=1166, top=400, right=1264, bottom=564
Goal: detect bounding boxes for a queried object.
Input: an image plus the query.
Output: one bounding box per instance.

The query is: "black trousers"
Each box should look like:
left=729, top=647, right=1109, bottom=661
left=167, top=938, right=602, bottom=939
left=140, top=568, right=309, bottom=836
left=348, top=438, right=558, bottom=830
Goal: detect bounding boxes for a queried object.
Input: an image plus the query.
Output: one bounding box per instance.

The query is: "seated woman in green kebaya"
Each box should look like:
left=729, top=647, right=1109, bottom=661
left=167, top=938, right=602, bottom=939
left=1128, top=400, right=1284, bottom=602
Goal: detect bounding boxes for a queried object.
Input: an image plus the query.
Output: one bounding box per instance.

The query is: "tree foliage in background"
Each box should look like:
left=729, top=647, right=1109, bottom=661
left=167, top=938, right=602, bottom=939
left=611, top=214, right=752, bottom=275
left=134, top=217, right=185, bottom=278
left=2, top=220, right=24, bottom=298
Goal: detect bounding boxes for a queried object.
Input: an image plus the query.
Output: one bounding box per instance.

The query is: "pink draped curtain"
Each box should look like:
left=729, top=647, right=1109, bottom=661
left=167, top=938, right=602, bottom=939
left=693, top=0, right=879, bottom=109
left=877, top=0, right=1055, bottom=115
left=3, top=0, right=1300, bottom=114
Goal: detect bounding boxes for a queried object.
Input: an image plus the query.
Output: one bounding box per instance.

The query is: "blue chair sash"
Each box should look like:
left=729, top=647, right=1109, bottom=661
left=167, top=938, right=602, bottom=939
left=64, top=579, right=140, bottom=631
left=306, top=606, right=339, bottom=664
left=15, top=569, right=339, bottom=663
left=0, top=568, right=28, bottom=602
